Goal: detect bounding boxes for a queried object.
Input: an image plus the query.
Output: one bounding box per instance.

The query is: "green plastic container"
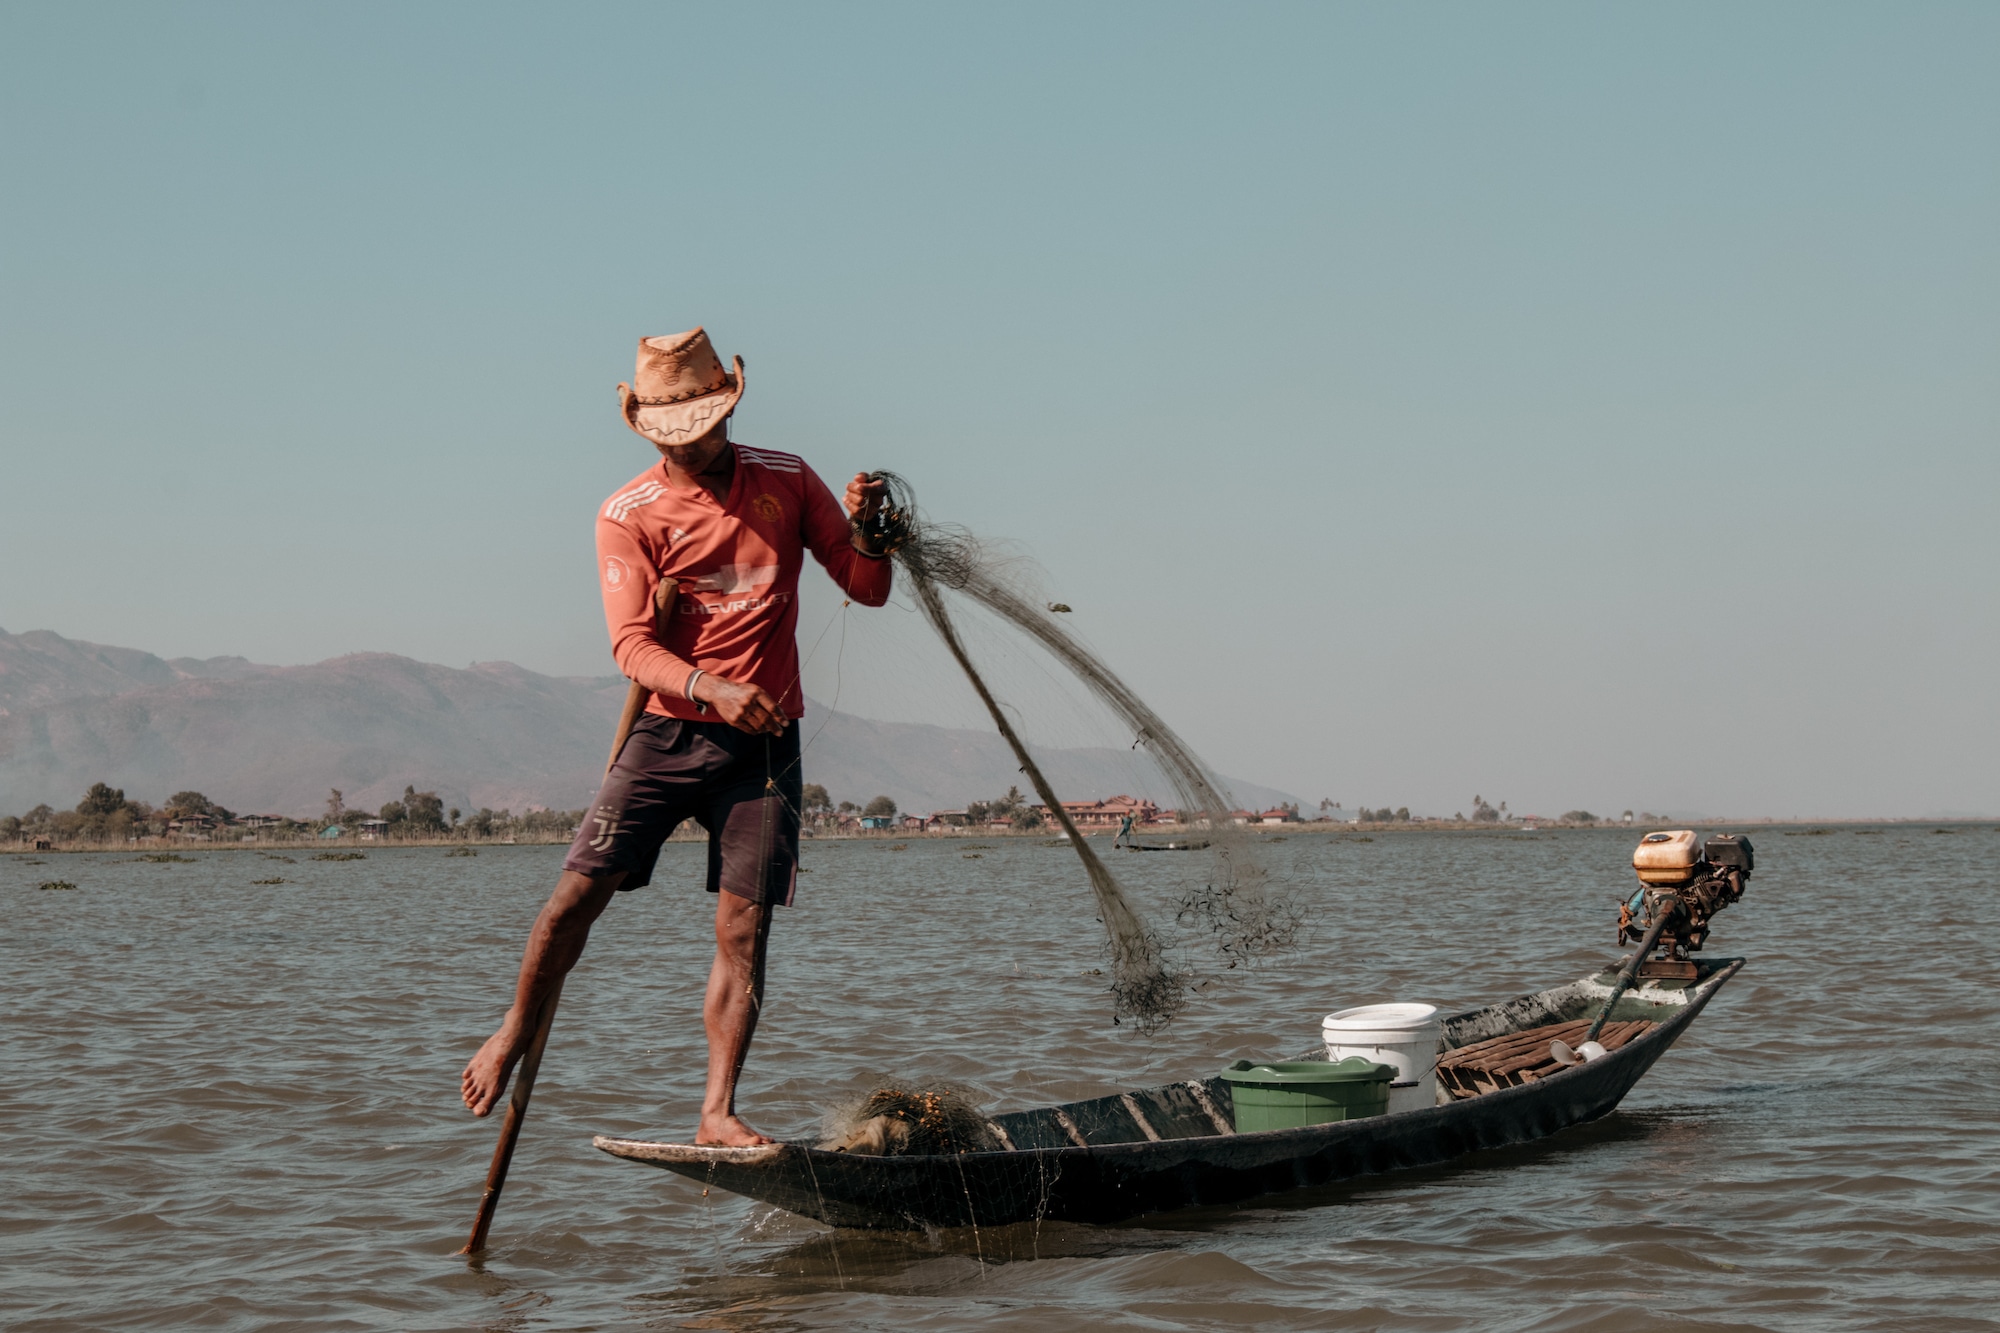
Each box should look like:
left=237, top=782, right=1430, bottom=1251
left=1219, top=1057, right=1396, bottom=1132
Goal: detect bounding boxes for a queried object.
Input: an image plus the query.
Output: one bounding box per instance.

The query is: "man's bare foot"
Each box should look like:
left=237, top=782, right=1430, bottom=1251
left=461, top=1023, right=527, bottom=1117
left=696, top=1112, right=775, bottom=1147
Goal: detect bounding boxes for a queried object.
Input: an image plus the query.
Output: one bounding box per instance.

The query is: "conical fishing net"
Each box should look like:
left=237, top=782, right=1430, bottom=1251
left=858, top=473, right=1301, bottom=1032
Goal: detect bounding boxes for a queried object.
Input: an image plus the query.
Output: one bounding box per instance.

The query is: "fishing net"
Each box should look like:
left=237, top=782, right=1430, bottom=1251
left=858, top=473, right=1301, bottom=1032
left=817, top=1080, right=1000, bottom=1156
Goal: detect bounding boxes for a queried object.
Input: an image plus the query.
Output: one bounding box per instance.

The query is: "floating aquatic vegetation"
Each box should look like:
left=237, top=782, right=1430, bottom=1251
left=446, top=847, right=478, bottom=857
left=251, top=877, right=286, bottom=885
left=136, top=853, right=196, bottom=863
left=261, top=854, right=296, bottom=863
left=311, top=852, right=366, bottom=862
left=38, top=880, right=77, bottom=891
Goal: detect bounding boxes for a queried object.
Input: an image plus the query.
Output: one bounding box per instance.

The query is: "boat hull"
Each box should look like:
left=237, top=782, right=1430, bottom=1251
left=595, top=958, right=1742, bottom=1229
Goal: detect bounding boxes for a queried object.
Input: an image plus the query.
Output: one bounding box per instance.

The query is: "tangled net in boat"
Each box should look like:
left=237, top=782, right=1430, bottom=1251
left=861, top=472, right=1301, bottom=1032
left=818, top=1081, right=1000, bottom=1157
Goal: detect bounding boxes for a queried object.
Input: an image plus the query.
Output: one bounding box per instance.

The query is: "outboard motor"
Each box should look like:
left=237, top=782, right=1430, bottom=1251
left=1618, top=831, right=1753, bottom=979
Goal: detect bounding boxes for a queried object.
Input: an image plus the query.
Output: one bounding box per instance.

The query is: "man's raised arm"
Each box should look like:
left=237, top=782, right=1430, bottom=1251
left=801, top=464, right=893, bottom=605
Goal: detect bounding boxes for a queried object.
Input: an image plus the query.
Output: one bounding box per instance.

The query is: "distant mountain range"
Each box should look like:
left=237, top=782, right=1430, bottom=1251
left=0, top=628, right=1295, bottom=818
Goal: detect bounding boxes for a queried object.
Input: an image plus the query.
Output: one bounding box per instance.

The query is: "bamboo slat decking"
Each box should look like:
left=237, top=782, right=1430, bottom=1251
left=1437, top=1019, right=1655, bottom=1099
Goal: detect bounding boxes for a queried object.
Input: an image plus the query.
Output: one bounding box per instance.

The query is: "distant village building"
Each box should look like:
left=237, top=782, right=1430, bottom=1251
left=1033, top=795, right=1161, bottom=828
left=356, top=819, right=390, bottom=840
left=859, top=815, right=896, bottom=830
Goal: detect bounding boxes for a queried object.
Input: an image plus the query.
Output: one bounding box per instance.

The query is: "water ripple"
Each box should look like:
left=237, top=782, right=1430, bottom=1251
left=4, top=829, right=1998, bottom=1330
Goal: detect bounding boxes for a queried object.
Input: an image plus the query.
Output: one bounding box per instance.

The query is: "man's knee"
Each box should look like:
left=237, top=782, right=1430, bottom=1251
left=714, top=891, right=767, bottom=952
left=547, top=870, right=621, bottom=928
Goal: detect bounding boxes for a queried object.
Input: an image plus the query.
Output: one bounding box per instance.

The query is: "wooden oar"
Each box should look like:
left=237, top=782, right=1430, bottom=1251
left=459, top=974, right=565, bottom=1254
left=459, top=579, right=673, bottom=1256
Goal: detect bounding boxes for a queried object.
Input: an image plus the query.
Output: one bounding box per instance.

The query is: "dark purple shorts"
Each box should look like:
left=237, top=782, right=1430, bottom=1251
left=563, top=714, right=802, bottom=905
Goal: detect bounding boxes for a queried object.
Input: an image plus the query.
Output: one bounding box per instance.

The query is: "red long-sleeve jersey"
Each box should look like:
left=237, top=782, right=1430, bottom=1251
left=595, top=445, right=892, bottom=720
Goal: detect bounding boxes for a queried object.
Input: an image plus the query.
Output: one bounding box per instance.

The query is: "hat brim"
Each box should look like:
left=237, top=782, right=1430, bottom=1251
left=618, top=355, right=745, bottom=446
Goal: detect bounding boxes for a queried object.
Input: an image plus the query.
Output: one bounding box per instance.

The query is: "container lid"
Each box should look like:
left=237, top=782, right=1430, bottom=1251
left=1219, top=1057, right=1396, bottom=1085
left=1322, top=1002, right=1439, bottom=1031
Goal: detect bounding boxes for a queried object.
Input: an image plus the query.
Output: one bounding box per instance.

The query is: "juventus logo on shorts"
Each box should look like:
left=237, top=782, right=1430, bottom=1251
left=587, top=805, right=622, bottom=852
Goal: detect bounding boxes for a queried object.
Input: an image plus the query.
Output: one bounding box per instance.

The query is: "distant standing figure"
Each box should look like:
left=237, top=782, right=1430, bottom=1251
left=460, top=328, right=892, bottom=1145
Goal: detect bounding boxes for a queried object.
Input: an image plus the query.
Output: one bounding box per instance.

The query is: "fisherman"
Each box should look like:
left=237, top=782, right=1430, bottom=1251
left=461, top=328, right=891, bottom=1146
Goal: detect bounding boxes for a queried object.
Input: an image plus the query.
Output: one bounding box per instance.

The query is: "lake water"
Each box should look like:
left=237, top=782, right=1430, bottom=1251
left=5, top=826, right=1997, bottom=1331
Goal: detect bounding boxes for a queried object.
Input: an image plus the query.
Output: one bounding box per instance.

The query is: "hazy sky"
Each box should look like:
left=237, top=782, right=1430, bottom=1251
left=3, top=3, right=1994, bottom=819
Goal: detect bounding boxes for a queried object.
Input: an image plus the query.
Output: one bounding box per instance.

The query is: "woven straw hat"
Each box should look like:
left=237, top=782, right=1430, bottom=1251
left=616, top=327, right=745, bottom=447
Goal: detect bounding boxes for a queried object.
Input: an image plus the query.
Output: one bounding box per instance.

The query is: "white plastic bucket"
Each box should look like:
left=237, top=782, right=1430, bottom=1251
left=1323, top=1002, right=1440, bottom=1115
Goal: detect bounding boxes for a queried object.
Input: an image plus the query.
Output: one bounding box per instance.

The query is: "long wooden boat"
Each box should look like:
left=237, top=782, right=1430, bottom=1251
left=594, top=957, right=1742, bottom=1229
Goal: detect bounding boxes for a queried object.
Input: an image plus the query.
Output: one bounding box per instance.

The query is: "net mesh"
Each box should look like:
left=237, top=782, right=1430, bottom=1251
left=868, top=472, right=1300, bottom=1031
left=817, top=1081, right=1000, bottom=1156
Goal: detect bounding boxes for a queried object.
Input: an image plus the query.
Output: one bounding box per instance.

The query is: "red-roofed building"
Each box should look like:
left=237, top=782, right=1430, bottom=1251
left=1034, top=795, right=1161, bottom=828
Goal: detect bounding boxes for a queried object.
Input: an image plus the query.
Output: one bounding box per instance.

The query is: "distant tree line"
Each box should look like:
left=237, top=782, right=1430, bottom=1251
left=456, top=806, right=583, bottom=839
left=964, top=785, right=1042, bottom=830
left=2, top=781, right=584, bottom=846
left=1342, top=800, right=1610, bottom=826
left=0, top=782, right=174, bottom=843
left=794, top=783, right=1059, bottom=831
left=798, top=784, right=902, bottom=828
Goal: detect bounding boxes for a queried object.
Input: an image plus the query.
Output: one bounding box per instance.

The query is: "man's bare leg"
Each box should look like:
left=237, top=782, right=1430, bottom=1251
left=696, top=891, right=775, bottom=1146
left=461, top=869, right=623, bottom=1117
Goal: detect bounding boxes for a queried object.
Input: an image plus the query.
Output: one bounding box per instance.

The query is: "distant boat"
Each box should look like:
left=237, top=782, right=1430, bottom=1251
left=1112, top=815, right=1210, bottom=852
left=595, top=959, right=1744, bottom=1228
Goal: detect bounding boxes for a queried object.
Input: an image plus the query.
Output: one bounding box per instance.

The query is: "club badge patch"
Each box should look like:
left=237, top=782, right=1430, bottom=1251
left=752, top=493, right=782, bottom=523
left=603, top=556, right=629, bottom=589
